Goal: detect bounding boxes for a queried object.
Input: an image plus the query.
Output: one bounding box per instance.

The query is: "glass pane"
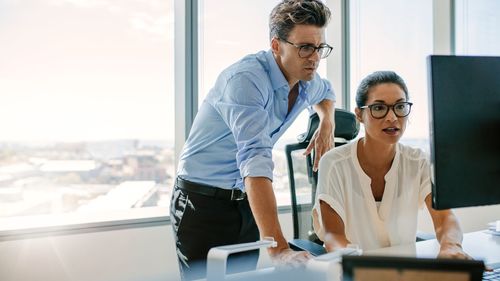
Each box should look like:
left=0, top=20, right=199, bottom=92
left=198, top=0, right=280, bottom=103
left=0, top=1, right=174, bottom=218
left=349, top=0, right=433, bottom=152
left=455, top=0, right=500, bottom=56
left=198, top=0, right=329, bottom=206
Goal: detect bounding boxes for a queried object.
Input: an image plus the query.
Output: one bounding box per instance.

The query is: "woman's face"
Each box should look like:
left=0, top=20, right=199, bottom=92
left=355, top=83, right=409, bottom=145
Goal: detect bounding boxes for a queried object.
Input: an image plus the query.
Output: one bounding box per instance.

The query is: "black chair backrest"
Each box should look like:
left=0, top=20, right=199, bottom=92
left=298, top=109, right=359, bottom=144
left=285, top=108, right=359, bottom=240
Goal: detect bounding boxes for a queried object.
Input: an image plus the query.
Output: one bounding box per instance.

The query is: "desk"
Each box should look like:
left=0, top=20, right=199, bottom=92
left=306, top=231, right=500, bottom=281
left=366, top=231, right=500, bottom=266
left=201, top=231, right=500, bottom=281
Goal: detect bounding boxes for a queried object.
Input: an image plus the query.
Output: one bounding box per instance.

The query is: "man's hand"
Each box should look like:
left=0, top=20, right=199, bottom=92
left=245, top=177, right=313, bottom=268
left=303, top=118, right=334, bottom=172
left=438, top=242, right=473, bottom=260
left=270, top=248, right=313, bottom=269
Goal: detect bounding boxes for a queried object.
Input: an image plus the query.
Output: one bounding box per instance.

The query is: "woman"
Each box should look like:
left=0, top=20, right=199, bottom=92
left=312, top=71, right=471, bottom=259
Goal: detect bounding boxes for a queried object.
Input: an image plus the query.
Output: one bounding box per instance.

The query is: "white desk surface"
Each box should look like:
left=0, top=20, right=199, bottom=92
left=200, top=231, right=499, bottom=281
left=365, top=231, right=500, bottom=266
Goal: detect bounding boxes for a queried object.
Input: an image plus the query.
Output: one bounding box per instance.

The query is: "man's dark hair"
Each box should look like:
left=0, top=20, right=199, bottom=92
left=269, top=0, right=331, bottom=41
left=355, top=71, right=409, bottom=108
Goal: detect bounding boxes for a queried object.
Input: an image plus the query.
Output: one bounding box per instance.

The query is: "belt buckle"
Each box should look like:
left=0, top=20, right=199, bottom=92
left=231, top=189, right=245, bottom=201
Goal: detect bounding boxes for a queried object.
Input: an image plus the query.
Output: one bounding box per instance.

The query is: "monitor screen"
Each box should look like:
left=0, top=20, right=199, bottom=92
left=428, top=55, right=500, bottom=210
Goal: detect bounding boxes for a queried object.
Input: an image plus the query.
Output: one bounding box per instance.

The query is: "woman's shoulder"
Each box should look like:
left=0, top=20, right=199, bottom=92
left=398, top=143, right=430, bottom=163
left=321, top=141, right=356, bottom=165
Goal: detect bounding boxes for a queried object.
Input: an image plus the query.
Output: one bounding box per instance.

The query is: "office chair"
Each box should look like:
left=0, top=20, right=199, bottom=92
left=285, top=109, right=359, bottom=256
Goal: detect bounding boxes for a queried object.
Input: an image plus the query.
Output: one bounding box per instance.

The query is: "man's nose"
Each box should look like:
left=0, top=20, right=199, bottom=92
left=309, top=49, right=321, bottom=62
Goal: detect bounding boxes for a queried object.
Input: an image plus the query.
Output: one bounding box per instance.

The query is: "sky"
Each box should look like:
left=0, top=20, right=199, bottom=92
left=1, top=0, right=498, bottom=143
left=0, top=0, right=174, bottom=142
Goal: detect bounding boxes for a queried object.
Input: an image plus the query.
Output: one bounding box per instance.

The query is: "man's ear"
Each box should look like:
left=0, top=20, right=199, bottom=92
left=354, top=107, right=363, bottom=123
left=271, top=37, right=280, bottom=55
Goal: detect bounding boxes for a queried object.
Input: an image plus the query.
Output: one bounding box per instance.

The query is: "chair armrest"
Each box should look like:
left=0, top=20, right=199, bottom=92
left=289, top=239, right=326, bottom=256
left=207, top=238, right=277, bottom=281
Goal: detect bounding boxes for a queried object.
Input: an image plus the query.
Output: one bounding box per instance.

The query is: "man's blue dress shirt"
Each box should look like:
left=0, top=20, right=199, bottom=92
left=177, top=50, right=335, bottom=191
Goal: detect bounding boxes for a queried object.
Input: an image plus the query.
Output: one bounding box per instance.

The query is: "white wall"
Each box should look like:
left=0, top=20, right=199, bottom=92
left=0, top=225, right=178, bottom=281
left=417, top=204, right=500, bottom=233
left=0, top=213, right=292, bottom=281
left=0, top=206, right=497, bottom=281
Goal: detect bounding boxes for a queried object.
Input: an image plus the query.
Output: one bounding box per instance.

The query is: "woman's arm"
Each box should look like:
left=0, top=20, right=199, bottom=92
left=318, top=200, right=351, bottom=252
left=425, top=194, right=472, bottom=259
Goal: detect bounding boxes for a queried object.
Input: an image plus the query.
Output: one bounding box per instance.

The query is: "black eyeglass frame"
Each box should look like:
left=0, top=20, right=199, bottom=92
left=360, top=101, right=413, bottom=119
left=279, top=37, right=333, bottom=59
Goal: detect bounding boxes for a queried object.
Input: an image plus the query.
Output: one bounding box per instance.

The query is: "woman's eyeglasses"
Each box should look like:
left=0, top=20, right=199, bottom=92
left=360, top=102, right=413, bottom=119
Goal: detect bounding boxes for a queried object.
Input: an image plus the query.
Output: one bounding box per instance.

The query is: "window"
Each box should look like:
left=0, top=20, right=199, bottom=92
left=198, top=0, right=280, bottom=103
left=455, top=0, right=500, bottom=56
left=198, top=0, right=329, bottom=206
left=0, top=1, right=174, bottom=219
left=349, top=0, right=433, bottom=152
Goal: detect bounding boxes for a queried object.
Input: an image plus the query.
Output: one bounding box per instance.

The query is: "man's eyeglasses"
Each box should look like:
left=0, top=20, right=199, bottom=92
left=279, top=37, right=333, bottom=59
left=360, top=101, right=413, bottom=119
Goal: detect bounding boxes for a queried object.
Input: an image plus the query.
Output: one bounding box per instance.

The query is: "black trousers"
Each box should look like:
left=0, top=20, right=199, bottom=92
left=170, top=183, right=260, bottom=281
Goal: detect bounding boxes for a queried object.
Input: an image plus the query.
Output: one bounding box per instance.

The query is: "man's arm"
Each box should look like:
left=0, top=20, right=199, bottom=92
left=245, top=176, right=312, bottom=265
left=305, top=99, right=335, bottom=171
left=425, top=194, right=472, bottom=259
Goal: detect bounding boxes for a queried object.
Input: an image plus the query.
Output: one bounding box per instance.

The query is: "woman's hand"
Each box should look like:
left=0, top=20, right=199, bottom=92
left=438, top=242, right=473, bottom=260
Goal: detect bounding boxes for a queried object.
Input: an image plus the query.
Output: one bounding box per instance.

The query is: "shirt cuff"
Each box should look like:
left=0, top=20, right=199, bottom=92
left=419, top=182, right=432, bottom=209
left=240, top=155, right=274, bottom=182
left=323, top=90, right=336, bottom=102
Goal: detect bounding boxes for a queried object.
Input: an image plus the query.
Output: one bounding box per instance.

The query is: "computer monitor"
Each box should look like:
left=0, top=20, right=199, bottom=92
left=342, top=255, right=485, bottom=281
left=428, top=55, right=500, bottom=210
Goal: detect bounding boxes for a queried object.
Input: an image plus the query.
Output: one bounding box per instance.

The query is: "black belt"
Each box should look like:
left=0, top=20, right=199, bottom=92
left=175, top=177, right=246, bottom=201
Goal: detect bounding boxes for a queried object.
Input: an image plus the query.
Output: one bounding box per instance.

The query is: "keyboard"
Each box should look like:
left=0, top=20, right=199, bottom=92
left=483, top=267, right=500, bottom=281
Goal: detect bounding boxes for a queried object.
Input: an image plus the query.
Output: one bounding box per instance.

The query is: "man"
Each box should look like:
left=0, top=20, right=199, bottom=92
left=170, top=0, right=336, bottom=279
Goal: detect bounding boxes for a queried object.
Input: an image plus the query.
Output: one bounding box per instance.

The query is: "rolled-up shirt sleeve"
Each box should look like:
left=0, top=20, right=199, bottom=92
left=419, top=157, right=432, bottom=208
left=306, top=75, right=336, bottom=106
left=312, top=153, right=346, bottom=241
left=214, top=72, right=274, bottom=183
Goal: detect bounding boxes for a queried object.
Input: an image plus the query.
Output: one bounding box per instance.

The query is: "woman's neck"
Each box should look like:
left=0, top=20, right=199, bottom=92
left=357, top=137, right=397, bottom=170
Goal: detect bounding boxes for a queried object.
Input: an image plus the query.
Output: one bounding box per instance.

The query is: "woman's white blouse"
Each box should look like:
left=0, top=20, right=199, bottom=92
left=312, top=139, right=432, bottom=251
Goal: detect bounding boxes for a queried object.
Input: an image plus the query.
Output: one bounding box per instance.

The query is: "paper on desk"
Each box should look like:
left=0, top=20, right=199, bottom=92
left=487, top=221, right=500, bottom=231
left=486, top=221, right=500, bottom=236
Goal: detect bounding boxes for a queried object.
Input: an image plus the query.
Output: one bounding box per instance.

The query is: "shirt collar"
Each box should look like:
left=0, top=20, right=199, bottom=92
left=264, top=50, right=312, bottom=94
left=300, top=78, right=311, bottom=89
left=265, top=49, right=289, bottom=91
left=298, top=80, right=311, bottom=98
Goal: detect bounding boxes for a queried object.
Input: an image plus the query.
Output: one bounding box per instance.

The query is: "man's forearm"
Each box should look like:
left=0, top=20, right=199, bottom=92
left=245, top=176, right=288, bottom=256
left=313, top=99, right=335, bottom=123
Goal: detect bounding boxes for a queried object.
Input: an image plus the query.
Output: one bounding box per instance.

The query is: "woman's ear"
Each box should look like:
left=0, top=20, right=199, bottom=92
left=355, top=107, right=363, bottom=123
